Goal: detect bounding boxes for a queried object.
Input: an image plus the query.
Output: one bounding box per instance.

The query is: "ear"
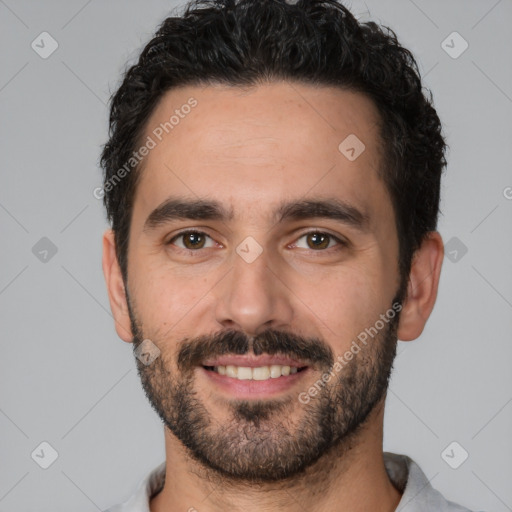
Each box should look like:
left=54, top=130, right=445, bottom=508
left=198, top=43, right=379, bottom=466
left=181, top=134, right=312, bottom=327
left=102, top=229, right=133, bottom=343
left=397, top=231, right=444, bottom=341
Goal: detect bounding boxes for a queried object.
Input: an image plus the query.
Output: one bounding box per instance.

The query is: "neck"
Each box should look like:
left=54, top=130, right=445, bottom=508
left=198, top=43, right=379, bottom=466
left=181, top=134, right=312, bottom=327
left=150, top=399, right=402, bottom=512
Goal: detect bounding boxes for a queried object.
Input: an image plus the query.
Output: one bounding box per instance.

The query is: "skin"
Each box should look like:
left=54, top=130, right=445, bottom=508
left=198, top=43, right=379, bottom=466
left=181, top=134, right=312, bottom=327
left=102, top=81, right=444, bottom=512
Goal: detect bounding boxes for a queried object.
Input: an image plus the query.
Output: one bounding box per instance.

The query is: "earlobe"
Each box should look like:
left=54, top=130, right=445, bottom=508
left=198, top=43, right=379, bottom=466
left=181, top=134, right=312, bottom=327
left=102, top=229, right=134, bottom=343
left=397, top=231, right=444, bottom=341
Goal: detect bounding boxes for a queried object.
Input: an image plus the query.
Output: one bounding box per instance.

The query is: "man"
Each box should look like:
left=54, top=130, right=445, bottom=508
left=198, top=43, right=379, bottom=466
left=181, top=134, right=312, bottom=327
left=100, top=0, right=478, bottom=510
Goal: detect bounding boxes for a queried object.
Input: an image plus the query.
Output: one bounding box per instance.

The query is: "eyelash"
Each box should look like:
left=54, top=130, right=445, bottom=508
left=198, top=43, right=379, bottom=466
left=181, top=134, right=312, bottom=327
left=166, top=229, right=348, bottom=256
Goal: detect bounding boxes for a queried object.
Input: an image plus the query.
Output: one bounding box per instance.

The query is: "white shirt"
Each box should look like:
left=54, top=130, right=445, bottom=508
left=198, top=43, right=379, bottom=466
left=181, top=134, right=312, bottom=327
left=103, top=452, right=477, bottom=511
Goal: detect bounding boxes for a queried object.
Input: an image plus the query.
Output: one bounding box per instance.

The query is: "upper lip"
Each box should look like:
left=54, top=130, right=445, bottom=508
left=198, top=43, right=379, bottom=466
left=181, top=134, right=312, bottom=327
left=201, top=354, right=309, bottom=368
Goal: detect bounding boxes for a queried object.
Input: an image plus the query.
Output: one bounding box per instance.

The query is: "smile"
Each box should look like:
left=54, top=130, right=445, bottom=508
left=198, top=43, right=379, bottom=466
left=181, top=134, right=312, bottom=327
left=203, top=364, right=308, bottom=381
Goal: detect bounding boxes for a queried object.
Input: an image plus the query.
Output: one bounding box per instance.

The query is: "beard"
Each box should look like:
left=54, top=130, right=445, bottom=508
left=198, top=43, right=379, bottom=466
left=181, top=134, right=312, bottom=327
left=126, top=289, right=404, bottom=484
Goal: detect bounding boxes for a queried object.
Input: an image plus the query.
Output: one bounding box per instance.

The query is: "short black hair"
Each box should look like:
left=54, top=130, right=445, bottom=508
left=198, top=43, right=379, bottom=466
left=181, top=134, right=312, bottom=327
left=100, top=0, right=447, bottom=287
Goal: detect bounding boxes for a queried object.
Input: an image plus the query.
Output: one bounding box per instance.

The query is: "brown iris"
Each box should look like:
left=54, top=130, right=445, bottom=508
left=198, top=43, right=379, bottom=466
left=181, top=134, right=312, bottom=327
left=182, top=232, right=206, bottom=249
left=306, top=232, right=330, bottom=250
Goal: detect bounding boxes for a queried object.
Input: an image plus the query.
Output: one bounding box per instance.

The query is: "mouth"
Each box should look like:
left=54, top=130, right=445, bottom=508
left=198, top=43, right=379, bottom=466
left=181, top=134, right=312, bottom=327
left=203, top=364, right=308, bottom=380
left=199, top=354, right=311, bottom=398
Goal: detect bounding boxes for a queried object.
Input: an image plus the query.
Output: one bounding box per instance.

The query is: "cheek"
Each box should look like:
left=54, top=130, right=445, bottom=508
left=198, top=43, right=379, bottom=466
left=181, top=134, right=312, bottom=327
left=129, top=254, right=218, bottom=334
left=293, top=261, right=391, bottom=351
left=289, top=263, right=383, bottom=342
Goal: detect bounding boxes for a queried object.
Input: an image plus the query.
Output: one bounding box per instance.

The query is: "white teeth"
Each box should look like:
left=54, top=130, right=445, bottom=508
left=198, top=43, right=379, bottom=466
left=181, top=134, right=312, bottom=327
left=237, top=367, right=252, bottom=380
left=252, top=366, right=270, bottom=380
left=212, top=364, right=302, bottom=380
left=226, top=365, right=237, bottom=378
left=270, top=365, right=282, bottom=378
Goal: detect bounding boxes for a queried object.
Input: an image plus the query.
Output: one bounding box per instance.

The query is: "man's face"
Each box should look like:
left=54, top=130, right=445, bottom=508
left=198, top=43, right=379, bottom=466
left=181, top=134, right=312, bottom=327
left=123, top=82, right=403, bottom=481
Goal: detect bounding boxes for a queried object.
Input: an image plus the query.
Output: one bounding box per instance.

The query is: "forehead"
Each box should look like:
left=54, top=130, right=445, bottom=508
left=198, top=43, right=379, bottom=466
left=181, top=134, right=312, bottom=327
left=132, top=81, right=389, bottom=229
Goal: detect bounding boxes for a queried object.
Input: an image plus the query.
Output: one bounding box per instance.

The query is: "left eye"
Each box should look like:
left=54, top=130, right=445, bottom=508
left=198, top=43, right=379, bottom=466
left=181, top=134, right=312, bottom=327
left=293, top=231, right=343, bottom=251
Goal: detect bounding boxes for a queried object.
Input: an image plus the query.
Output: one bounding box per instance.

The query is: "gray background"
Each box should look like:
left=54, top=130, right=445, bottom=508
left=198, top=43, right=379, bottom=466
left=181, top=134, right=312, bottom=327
left=1, top=0, right=511, bottom=510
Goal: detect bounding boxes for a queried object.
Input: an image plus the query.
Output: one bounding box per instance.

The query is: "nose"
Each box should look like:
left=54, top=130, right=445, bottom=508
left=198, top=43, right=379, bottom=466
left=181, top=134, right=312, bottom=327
left=214, top=246, right=294, bottom=337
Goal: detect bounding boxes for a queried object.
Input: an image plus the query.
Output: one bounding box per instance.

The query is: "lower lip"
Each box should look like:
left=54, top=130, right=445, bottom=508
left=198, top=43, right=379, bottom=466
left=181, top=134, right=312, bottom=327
left=199, top=366, right=310, bottom=399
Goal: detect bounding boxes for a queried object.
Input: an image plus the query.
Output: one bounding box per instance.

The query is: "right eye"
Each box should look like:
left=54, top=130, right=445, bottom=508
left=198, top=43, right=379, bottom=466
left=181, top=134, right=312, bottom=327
left=167, top=230, right=218, bottom=252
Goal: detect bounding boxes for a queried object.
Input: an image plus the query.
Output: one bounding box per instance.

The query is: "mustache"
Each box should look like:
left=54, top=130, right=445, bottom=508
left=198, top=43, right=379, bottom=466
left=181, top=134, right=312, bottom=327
left=176, top=328, right=334, bottom=373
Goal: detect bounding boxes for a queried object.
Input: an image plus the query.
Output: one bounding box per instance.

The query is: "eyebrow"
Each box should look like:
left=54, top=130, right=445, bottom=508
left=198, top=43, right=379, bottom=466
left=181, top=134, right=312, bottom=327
left=143, top=196, right=370, bottom=233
